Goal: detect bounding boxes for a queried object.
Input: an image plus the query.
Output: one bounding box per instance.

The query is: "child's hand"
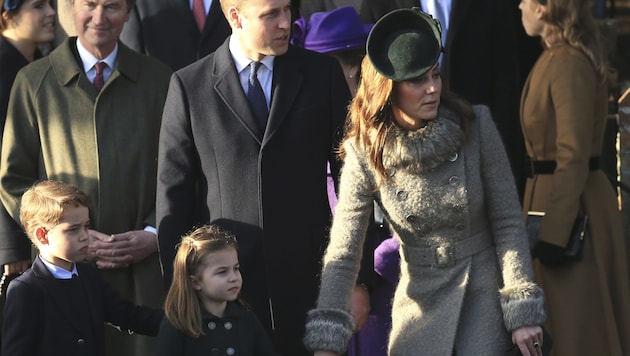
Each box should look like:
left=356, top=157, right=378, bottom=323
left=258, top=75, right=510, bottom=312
left=89, top=230, right=157, bottom=269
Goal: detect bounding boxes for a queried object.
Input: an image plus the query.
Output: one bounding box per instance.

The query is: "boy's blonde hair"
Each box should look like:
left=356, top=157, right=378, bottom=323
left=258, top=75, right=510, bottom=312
left=19, top=181, right=91, bottom=244
left=164, top=224, right=240, bottom=338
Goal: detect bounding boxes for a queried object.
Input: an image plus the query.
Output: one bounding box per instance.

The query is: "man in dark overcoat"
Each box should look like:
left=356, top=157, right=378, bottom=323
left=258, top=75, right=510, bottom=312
left=155, top=0, right=365, bottom=354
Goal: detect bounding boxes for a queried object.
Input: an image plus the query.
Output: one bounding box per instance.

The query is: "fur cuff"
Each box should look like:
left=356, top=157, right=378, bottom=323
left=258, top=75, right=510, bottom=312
left=499, top=282, right=546, bottom=331
left=303, top=308, right=355, bottom=353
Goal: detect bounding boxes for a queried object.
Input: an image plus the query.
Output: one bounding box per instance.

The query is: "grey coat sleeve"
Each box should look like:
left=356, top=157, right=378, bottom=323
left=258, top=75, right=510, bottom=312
left=304, top=140, right=375, bottom=353
left=476, top=106, right=546, bottom=331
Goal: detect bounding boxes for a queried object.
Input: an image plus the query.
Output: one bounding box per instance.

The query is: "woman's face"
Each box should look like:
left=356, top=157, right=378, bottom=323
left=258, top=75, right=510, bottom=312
left=391, top=65, right=442, bottom=130
left=3, top=0, right=55, bottom=44
left=519, top=0, right=545, bottom=37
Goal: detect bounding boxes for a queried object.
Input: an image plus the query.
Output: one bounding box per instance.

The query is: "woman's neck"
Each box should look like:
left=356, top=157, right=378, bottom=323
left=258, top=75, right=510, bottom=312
left=1, top=31, right=37, bottom=62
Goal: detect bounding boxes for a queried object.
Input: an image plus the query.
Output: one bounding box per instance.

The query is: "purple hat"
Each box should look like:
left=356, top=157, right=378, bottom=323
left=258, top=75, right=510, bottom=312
left=292, top=6, right=372, bottom=54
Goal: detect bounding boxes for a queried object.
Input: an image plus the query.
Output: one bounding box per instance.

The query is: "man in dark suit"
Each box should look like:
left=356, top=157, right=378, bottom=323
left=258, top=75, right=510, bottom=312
left=155, top=0, right=362, bottom=354
left=120, top=0, right=231, bottom=71
left=359, top=0, right=526, bottom=196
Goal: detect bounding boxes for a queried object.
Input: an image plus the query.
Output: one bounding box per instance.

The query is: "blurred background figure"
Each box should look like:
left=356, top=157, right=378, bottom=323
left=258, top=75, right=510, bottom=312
left=292, top=6, right=370, bottom=95
left=0, top=0, right=55, bottom=352
left=120, top=0, right=231, bottom=71
left=519, top=0, right=630, bottom=355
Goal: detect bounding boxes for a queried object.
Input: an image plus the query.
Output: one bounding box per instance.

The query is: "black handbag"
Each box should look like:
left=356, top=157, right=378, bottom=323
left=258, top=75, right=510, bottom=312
left=526, top=212, right=588, bottom=261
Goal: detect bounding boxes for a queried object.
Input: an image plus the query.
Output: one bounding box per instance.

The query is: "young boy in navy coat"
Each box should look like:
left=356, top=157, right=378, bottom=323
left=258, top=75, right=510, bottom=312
left=1, top=181, right=162, bottom=356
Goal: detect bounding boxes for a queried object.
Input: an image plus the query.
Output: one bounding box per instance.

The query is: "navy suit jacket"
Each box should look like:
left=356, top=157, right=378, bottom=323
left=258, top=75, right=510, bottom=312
left=121, top=0, right=231, bottom=70
left=1, top=256, right=163, bottom=356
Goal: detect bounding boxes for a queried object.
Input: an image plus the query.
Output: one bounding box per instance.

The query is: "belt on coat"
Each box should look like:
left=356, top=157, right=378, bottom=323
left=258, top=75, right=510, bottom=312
left=525, top=156, right=600, bottom=178
left=401, top=230, right=493, bottom=267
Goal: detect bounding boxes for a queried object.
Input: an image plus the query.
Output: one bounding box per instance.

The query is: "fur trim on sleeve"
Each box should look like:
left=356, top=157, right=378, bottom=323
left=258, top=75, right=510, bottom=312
left=303, top=308, right=355, bottom=353
left=499, top=282, right=547, bottom=331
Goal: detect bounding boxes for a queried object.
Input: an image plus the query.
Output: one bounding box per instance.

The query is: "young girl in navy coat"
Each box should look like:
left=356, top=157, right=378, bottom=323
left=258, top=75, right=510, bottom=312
left=155, top=225, right=278, bottom=356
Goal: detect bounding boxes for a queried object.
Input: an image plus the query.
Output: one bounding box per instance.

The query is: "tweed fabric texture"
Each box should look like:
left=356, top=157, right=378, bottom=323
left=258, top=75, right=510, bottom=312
left=305, top=106, right=545, bottom=354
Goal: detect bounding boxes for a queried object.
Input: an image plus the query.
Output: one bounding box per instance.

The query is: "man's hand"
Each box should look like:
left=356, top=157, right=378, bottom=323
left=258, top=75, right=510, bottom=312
left=89, top=229, right=158, bottom=269
left=4, top=259, right=31, bottom=275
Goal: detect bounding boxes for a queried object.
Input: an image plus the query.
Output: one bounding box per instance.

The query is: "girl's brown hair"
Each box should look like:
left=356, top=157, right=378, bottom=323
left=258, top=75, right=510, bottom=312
left=164, top=224, right=239, bottom=338
left=342, top=56, right=474, bottom=185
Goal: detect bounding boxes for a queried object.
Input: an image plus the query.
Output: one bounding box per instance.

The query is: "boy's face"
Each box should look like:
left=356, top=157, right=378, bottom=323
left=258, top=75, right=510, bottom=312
left=37, top=205, right=90, bottom=271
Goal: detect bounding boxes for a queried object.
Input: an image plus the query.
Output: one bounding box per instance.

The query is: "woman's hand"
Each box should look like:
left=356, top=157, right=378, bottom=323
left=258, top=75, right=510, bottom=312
left=512, top=325, right=543, bottom=355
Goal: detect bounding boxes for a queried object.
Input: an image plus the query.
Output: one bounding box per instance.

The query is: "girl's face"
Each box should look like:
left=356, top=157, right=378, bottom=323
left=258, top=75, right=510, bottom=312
left=391, top=65, right=442, bottom=130
left=191, top=247, right=242, bottom=316
left=3, top=0, right=55, bottom=44
left=519, top=0, right=545, bottom=37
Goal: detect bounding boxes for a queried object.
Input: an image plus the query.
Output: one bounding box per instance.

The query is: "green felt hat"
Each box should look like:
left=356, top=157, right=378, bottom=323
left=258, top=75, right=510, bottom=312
left=366, top=8, right=443, bottom=81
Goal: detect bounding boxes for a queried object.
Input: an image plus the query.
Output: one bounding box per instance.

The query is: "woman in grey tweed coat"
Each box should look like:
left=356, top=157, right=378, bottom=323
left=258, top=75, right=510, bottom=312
left=304, top=9, right=546, bottom=356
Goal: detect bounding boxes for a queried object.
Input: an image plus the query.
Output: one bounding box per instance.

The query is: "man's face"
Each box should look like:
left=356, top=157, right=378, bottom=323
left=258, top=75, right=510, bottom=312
left=72, top=0, right=129, bottom=58
left=230, top=0, right=292, bottom=61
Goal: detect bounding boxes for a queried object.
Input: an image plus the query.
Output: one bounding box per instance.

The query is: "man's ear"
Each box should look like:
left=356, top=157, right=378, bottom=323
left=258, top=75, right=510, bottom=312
left=227, top=6, right=243, bottom=29
left=34, top=227, right=49, bottom=245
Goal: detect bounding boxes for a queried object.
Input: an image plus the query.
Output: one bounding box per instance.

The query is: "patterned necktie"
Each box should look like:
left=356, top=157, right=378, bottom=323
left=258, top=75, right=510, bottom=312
left=247, top=61, right=269, bottom=128
left=93, top=62, right=107, bottom=92
left=192, top=0, right=206, bottom=32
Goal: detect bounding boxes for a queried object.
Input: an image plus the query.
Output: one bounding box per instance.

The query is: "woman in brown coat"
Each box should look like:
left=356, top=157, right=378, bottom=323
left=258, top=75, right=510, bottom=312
left=519, top=0, right=630, bottom=354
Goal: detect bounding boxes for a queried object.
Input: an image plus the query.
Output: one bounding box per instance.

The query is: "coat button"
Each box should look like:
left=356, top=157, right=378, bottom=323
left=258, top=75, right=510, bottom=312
left=226, top=347, right=236, bottom=355
left=208, top=321, right=216, bottom=330
left=76, top=338, right=85, bottom=345
left=449, top=176, right=460, bottom=186
left=224, top=321, right=232, bottom=330
left=449, top=152, right=459, bottom=162
left=406, top=215, right=417, bottom=223
left=396, top=190, right=408, bottom=200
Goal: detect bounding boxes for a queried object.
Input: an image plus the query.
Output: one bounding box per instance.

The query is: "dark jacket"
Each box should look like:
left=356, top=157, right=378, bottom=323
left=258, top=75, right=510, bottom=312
left=1, top=256, right=163, bottom=356
left=120, top=0, right=231, bottom=70
left=155, top=302, right=278, bottom=356
left=0, top=36, right=32, bottom=266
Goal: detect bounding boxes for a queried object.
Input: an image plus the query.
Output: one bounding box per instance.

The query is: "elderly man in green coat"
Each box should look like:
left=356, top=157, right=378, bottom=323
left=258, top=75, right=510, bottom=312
left=0, top=0, right=172, bottom=355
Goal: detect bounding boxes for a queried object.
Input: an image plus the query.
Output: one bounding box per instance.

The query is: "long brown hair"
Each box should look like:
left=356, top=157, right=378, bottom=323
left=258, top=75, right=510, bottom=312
left=541, top=0, right=607, bottom=81
left=342, top=56, right=474, bottom=185
left=164, top=224, right=240, bottom=338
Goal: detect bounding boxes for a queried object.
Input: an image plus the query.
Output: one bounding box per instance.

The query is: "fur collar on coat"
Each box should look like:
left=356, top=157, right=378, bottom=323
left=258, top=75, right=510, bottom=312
left=381, top=110, right=465, bottom=174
